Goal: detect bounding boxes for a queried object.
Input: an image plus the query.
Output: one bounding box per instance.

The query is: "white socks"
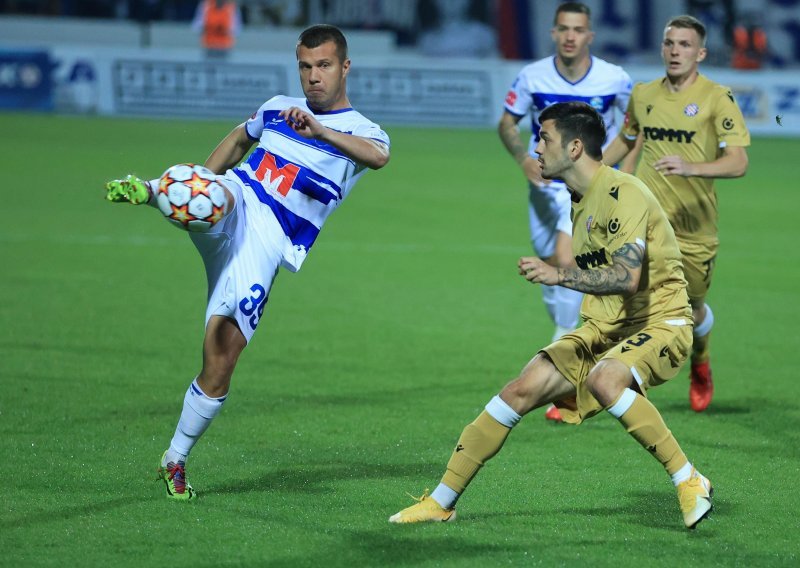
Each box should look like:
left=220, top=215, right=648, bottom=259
left=145, top=178, right=160, bottom=207
left=166, top=379, right=227, bottom=463
left=606, top=388, right=638, bottom=419
left=431, top=483, right=460, bottom=509
left=670, top=461, right=694, bottom=486
left=485, top=395, right=522, bottom=428
left=693, top=303, right=714, bottom=338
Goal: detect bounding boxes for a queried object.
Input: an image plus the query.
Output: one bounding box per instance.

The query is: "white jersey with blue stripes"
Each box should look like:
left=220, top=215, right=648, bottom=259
left=228, top=95, right=389, bottom=272
left=504, top=55, right=632, bottom=155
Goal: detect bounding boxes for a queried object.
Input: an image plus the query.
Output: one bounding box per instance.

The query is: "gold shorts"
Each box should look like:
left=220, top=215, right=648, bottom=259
left=676, top=236, right=719, bottom=306
left=541, top=318, right=692, bottom=424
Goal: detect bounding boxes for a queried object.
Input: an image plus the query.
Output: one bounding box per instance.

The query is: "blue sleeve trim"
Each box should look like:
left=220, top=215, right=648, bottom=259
left=244, top=123, right=259, bottom=141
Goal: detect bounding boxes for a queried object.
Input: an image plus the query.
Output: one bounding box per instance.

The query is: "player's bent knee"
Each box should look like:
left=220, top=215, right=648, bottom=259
left=206, top=350, right=240, bottom=374
left=203, top=337, right=244, bottom=379
left=585, top=360, right=632, bottom=407
left=501, top=354, right=561, bottom=414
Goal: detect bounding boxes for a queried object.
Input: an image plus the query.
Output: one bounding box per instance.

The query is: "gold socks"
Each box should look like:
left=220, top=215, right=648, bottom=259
left=441, top=411, right=511, bottom=493
left=615, top=392, right=688, bottom=475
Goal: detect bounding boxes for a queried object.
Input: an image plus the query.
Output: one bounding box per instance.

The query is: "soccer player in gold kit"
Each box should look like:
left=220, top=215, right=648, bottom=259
left=389, top=102, right=713, bottom=530
left=604, top=15, right=750, bottom=412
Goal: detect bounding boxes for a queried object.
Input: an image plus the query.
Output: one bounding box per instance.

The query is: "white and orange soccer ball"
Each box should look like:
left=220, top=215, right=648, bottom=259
left=156, top=163, right=227, bottom=232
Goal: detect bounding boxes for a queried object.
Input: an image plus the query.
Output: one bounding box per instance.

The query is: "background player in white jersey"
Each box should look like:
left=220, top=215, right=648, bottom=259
left=104, top=24, right=390, bottom=500
left=498, top=2, right=632, bottom=421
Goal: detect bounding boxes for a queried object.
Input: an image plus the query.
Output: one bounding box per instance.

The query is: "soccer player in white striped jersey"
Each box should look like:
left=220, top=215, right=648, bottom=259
left=105, top=24, right=390, bottom=500
left=498, top=2, right=632, bottom=422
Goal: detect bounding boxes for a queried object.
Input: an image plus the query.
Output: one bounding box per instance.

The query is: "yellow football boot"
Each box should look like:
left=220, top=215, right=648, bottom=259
left=677, top=469, right=713, bottom=529
left=389, top=492, right=456, bottom=524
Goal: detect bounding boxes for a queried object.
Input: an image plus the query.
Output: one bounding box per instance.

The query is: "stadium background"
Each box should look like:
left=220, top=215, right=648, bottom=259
left=2, top=1, right=799, bottom=566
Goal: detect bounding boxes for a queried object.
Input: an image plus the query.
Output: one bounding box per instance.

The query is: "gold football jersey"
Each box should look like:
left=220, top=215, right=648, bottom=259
left=572, top=166, right=691, bottom=332
left=621, top=74, right=750, bottom=239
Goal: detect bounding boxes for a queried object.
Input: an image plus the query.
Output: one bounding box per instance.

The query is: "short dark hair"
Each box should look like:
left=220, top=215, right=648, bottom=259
left=297, top=24, right=348, bottom=62
left=539, top=101, right=605, bottom=161
left=666, top=15, right=707, bottom=45
left=554, top=2, right=591, bottom=26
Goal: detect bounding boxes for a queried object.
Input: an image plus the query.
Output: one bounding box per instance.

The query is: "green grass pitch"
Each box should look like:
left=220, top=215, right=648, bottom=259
left=1, top=111, right=798, bottom=566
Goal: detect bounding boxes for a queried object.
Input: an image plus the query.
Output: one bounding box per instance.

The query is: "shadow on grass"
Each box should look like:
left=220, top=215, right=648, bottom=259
left=205, top=460, right=442, bottom=496
left=626, top=489, right=722, bottom=535
left=0, top=340, right=164, bottom=360
left=0, top=496, right=145, bottom=530
left=268, top=529, right=530, bottom=567
left=480, top=487, right=722, bottom=535
left=235, top=378, right=489, bottom=412
left=656, top=400, right=754, bottom=416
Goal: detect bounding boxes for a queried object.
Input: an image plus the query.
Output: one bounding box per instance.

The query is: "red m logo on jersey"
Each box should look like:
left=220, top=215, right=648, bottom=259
left=253, top=151, right=300, bottom=197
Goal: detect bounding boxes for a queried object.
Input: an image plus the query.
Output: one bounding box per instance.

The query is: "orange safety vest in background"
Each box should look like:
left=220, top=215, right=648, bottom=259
left=202, top=1, right=236, bottom=51
left=732, top=24, right=767, bottom=69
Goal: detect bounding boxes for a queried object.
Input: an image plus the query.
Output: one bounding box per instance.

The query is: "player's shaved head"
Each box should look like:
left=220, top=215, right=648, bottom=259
left=540, top=101, right=605, bottom=161
left=297, top=24, right=349, bottom=62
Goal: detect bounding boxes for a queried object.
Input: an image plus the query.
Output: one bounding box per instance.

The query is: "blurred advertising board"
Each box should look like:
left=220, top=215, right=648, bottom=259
left=348, top=68, right=493, bottom=126
left=0, top=50, right=52, bottom=110
left=17, top=45, right=800, bottom=136
left=112, top=60, right=287, bottom=119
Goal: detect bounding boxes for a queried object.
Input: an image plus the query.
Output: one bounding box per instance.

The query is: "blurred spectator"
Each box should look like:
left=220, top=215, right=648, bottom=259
left=732, top=11, right=767, bottom=68
left=687, top=0, right=737, bottom=65
left=192, top=0, right=243, bottom=58
left=112, top=1, right=196, bottom=21
left=0, top=0, right=61, bottom=15
left=129, top=0, right=165, bottom=22
left=688, top=0, right=737, bottom=41
left=417, top=0, right=497, bottom=58
left=242, top=0, right=305, bottom=26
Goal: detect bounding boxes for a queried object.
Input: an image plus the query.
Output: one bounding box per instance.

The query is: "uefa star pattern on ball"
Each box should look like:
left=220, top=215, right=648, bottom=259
left=156, top=164, right=227, bottom=232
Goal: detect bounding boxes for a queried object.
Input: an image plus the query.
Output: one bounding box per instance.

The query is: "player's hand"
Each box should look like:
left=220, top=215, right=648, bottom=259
left=653, top=155, right=695, bottom=177
left=280, top=107, right=326, bottom=140
left=519, top=256, right=560, bottom=286
left=521, top=156, right=549, bottom=188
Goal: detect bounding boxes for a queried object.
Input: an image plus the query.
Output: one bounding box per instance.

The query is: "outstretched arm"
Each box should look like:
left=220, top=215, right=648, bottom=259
left=280, top=107, right=390, bottom=170
left=653, top=145, right=748, bottom=178
left=519, top=242, right=644, bottom=296
left=204, top=124, right=257, bottom=174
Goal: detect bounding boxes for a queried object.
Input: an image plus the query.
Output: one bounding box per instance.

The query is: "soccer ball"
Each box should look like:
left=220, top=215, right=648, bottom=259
left=156, top=163, right=227, bottom=232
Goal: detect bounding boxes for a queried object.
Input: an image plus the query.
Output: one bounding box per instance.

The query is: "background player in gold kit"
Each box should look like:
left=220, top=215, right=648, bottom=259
left=604, top=15, right=750, bottom=412
left=498, top=2, right=634, bottom=423
left=389, top=102, right=713, bottom=530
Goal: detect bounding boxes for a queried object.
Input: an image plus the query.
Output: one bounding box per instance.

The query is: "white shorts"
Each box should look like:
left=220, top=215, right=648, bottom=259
left=189, top=176, right=285, bottom=343
left=527, top=180, right=572, bottom=259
